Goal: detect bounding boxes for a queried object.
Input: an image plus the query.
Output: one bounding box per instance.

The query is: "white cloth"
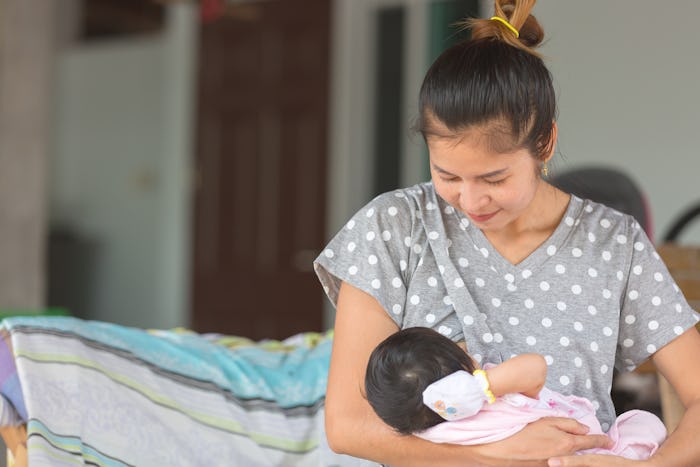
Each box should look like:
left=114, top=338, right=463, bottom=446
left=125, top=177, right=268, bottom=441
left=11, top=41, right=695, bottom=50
left=422, top=370, right=487, bottom=420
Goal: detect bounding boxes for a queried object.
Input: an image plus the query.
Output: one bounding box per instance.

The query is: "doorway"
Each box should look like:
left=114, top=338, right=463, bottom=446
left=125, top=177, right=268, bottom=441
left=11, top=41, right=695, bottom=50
left=191, top=0, right=330, bottom=340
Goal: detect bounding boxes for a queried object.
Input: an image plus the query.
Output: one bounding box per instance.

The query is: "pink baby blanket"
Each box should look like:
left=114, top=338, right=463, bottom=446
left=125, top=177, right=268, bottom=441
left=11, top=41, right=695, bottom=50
left=416, top=386, right=666, bottom=459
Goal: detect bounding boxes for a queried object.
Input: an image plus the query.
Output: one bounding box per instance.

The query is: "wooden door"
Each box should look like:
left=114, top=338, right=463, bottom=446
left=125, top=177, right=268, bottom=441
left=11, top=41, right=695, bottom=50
left=192, top=0, right=330, bottom=340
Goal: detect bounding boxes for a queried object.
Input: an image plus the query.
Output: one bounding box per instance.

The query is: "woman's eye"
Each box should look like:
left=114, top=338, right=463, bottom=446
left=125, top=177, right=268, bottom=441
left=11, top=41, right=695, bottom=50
left=485, top=178, right=506, bottom=186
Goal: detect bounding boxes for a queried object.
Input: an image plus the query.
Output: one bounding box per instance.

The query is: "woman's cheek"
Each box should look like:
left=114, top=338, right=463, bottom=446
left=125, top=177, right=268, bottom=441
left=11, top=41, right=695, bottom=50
left=434, top=181, right=455, bottom=204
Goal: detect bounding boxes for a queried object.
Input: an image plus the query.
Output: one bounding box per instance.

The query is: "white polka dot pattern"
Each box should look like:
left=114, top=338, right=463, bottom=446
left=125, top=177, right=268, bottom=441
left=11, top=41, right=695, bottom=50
left=314, top=184, right=700, bottom=431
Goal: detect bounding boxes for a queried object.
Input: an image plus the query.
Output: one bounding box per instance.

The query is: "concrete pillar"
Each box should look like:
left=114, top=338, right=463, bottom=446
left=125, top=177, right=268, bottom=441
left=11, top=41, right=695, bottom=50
left=0, top=0, right=57, bottom=308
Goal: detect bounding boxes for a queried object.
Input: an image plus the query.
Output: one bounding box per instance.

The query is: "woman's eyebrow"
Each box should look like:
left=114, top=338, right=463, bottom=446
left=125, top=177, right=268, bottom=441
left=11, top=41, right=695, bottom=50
left=478, top=169, right=508, bottom=179
left=431, top=163, right=507, bottom=179
left=431, top=163, right=454, bottom=175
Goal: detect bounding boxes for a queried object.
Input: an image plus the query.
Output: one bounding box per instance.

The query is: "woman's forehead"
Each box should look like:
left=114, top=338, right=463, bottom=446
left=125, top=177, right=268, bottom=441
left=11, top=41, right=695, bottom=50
left=424, top=113, right=525, bottom=152
left=428, top=133, right=528, bottom=162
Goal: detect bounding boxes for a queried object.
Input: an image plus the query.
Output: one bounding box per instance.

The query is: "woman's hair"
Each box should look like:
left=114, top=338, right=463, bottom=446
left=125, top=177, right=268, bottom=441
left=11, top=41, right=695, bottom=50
left=364, top=327, right=476, bottom=435
left=417, top=0, right=556, bottom=162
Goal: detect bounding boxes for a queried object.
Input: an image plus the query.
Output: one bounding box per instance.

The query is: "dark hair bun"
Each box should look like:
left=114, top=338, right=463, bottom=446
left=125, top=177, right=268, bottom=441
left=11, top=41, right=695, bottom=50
left=467, top=0, right=544, bottom=56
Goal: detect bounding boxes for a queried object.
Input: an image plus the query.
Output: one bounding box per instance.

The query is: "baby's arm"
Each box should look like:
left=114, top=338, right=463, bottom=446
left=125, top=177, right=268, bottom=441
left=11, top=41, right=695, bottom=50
left=485, top=354, right=547, bottom=399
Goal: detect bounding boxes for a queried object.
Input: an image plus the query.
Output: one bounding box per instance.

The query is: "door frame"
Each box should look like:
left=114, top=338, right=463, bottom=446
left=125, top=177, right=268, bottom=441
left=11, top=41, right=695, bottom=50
left=324, top=0, right=488, bottom=326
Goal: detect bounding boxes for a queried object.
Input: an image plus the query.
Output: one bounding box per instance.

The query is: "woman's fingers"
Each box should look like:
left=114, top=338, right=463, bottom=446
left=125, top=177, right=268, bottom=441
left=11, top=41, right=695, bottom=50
left=472, top=417, right=612, bottom=460
left=545, top=417, right=592, bottom=435
left=542, top=418, right=612, bottom=452
left=569, top=433, right=614, bottom=452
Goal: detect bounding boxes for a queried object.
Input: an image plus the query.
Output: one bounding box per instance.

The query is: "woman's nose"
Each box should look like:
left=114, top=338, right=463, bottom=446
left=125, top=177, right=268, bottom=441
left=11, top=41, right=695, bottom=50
left=459, top=183, right=489, bottom=212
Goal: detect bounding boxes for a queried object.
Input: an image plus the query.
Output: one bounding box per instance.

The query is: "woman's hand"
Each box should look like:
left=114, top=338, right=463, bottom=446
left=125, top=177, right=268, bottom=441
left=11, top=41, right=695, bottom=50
left=547, top=454, right=652, bottom=466
left=472, top=417, right=613, bottom=461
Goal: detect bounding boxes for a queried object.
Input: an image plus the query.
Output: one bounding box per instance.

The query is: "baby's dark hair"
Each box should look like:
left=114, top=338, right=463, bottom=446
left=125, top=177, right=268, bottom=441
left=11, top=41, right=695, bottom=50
left=365, top=327, right=476, bottom=435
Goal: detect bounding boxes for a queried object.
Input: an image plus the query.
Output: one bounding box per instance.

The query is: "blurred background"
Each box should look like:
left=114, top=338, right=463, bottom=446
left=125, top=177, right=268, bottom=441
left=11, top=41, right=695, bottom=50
left=1, top=0, right=699, bottom=342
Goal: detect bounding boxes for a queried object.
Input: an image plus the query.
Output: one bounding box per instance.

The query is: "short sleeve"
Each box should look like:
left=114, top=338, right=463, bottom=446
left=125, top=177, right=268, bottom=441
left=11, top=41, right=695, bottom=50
left=314, top=191, right=416, bottom=327
left=616, top=221, right=700, bottom=370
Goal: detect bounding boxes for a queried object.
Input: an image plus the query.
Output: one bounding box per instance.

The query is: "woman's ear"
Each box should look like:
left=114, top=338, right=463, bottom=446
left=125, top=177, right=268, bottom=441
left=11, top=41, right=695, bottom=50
left=542, top=120, right=558, bottom=164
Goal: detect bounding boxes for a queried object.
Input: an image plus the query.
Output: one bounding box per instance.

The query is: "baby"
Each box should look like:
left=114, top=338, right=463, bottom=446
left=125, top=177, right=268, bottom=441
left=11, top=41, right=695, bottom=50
left=364, top=327, right=666, bottom=459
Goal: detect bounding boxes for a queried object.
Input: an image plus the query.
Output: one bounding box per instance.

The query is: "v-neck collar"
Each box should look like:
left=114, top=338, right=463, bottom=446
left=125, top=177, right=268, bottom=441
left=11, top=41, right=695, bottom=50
left=456, top=196, right=583, bottom=274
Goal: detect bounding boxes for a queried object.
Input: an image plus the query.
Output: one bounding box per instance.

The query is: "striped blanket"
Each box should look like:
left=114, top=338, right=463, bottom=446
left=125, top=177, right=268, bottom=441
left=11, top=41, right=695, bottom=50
left=0, top=316, right=364, bottom=466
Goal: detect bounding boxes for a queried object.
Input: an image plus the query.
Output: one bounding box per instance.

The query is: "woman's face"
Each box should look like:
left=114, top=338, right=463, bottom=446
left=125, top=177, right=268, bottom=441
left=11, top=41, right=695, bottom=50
left=428, top=126, right=545, bottom=234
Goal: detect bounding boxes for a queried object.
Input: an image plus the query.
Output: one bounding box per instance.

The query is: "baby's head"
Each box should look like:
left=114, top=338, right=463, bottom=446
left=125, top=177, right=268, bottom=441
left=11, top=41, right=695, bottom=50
left=364, top=327, right=476, bottom=434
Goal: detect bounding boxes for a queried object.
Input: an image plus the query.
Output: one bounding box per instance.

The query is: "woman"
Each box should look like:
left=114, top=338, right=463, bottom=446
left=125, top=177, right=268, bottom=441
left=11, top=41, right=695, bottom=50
left=314, top=0, right=700, bottom=465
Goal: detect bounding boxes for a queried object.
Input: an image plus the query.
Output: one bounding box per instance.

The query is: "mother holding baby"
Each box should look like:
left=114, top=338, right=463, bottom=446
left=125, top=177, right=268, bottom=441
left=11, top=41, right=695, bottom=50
left=314, top=0, right=700, bottom=465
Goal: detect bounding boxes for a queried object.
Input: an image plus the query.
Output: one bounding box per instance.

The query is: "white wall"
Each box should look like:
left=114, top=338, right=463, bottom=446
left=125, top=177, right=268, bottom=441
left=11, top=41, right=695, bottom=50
left=48, top=0, right=700, bottom=331
left=329, top=0, right=700, bottom=252
left=49, top=4, right=197, bottom=328
left=536, top=1, right=700, bottom=244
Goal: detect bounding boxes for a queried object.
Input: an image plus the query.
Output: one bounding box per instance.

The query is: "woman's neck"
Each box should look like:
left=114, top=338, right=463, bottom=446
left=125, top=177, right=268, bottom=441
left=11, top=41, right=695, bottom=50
left=482, top=182, right=570, bottom=265
left=501, top=181, right=569, bottom=237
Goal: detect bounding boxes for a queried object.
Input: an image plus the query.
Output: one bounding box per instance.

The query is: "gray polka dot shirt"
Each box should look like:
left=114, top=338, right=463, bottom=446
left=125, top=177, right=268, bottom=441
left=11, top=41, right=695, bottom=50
left=314, top=182, right=699, bottom=429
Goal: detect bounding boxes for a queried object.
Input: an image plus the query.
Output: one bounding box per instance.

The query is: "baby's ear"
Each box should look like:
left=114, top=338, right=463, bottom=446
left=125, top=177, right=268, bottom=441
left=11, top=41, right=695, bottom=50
left=456, top=341, right=479, bottom=370
left=456, top=341, right=469, bottom=353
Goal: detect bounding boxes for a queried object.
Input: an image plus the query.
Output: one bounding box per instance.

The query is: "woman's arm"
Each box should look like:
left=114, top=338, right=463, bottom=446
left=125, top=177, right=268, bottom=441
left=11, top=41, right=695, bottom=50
left=486, top=354, right=548, bottom=399
left=644, top=326, right=700, bottom=466
left=326, top=281, right=480, bottom=465
left=546, top=326, right=700, bottom=467
left=327, top=282, right=611, bottom=466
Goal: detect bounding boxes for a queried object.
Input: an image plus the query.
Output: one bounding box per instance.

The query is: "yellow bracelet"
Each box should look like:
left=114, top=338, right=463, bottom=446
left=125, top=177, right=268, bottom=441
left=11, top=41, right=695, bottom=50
left=490, top=16, right=519, bottom=38
left=473, top=369, right=496, bottom=404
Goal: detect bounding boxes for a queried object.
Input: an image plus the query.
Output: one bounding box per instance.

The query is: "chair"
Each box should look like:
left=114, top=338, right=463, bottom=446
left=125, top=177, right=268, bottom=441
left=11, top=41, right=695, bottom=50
left=550, top=166, right=653, bottom=241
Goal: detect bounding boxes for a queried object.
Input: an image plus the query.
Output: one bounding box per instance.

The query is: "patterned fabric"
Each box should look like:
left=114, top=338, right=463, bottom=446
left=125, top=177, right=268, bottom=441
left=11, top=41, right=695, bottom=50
left=315, top=182, right=700, bottom=430
left=0, top=316, right=359, bottom=466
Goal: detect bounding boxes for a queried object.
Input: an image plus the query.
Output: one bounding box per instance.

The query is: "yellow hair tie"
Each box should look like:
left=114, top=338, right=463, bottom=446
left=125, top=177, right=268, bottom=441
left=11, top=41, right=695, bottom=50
left=490, top=16, right=519, bottom=38
left=472, top=369, right=496, bottom=404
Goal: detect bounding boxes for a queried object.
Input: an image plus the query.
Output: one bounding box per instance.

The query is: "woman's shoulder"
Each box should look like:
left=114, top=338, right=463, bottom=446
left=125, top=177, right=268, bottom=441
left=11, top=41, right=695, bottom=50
left=354, top=182, right=442, bottom=226
left=573, top=196, right=641, bottom=235
left=368, top=182, right=437, bottom=210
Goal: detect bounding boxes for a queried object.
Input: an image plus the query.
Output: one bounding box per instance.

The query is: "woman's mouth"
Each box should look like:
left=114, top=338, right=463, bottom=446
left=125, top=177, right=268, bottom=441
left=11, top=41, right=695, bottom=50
left=468, top=211, right=499, bottom=223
